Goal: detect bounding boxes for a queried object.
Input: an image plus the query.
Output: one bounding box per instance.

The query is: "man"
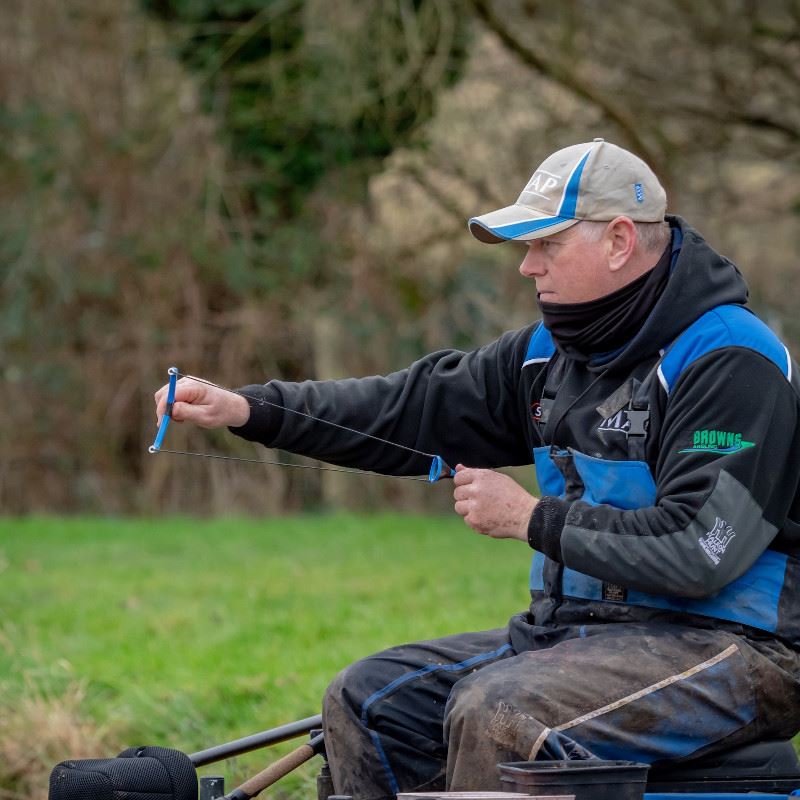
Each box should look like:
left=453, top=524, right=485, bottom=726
left=156, top=140, right=800, bottom=798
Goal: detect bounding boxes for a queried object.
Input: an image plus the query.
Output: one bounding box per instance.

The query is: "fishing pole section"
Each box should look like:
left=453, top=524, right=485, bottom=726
left=191, top=715, right=327, bottom=800
left=149, top=367, right=456, bottom=484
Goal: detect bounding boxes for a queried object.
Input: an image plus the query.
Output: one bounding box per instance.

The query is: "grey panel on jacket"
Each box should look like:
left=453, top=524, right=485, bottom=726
left=560, top=470, right=779, bottom=599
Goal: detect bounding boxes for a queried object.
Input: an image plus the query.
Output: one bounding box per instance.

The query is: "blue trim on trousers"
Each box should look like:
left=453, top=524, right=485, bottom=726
left=359, top=642, right=514, bottom=793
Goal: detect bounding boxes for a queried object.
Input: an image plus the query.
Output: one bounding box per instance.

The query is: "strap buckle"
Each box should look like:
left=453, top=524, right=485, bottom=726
left=626, top=408, right=650, bottom=437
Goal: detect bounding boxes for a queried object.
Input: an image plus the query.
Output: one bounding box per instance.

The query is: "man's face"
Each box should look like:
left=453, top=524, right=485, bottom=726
left=518, top=224, right=616, bottom=304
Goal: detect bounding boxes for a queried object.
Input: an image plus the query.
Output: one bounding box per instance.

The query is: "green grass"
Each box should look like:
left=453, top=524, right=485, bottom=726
left=0, top=514, right=530, bottom=796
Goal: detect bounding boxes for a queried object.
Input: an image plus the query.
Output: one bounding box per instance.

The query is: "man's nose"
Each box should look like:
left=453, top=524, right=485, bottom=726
left=519, top=246, right=543, bottom=278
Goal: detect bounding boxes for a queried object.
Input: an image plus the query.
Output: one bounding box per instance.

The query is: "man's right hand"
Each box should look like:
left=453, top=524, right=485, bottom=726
left=154, top=376, right=250, bottom=430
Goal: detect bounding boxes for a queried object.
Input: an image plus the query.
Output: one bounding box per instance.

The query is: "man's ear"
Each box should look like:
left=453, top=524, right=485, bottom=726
left=604, top=216, right=637, bottom=272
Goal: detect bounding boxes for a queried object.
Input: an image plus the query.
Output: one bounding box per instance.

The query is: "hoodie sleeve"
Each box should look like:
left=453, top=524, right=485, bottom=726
left=229, top=326, right=534, bottom=476
left=529, top=346, right=800, bottom=599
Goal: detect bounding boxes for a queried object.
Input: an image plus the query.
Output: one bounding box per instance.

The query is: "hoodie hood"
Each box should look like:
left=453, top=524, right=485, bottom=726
left=587, top=215, right=749, bottom=373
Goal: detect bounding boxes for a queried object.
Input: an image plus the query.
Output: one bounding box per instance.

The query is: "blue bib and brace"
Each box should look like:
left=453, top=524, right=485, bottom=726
left=526, top=304, right=795, bottom=637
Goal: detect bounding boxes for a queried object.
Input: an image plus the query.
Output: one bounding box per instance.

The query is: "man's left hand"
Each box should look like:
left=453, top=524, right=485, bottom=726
left=453, top=465, right=538, bottom=541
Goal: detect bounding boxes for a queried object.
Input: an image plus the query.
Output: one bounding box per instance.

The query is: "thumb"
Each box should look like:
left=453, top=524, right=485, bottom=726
left=453, top=464, right=473, bottom=485
left=173, top=380, right=208, bottom=405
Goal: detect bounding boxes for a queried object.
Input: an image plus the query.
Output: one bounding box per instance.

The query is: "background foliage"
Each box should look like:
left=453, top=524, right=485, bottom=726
left=2, top=5, right=800, bottom=798
left=1, top=0, right=799, bottom=514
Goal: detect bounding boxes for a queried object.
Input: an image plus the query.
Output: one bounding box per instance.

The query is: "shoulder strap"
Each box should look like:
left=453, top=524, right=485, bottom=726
left=657, top=304, right=792, bottom=395
left=522, top=323, right=556, bottom=368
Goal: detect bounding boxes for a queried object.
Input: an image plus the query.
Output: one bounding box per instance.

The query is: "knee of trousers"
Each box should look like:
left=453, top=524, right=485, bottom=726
left=323, top=657, right=382, bottom=721
left=444, top=670, right=501, bottom=733
left=444, top=669, right=549, bottom=760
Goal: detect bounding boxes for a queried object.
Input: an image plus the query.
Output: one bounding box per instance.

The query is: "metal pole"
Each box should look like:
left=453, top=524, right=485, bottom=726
left=190, top=714, right=323, bottom=767
left=223, top=734, right=325, bottom=800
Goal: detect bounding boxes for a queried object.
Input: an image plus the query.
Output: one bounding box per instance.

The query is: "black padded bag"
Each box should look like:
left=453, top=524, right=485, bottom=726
left=49, top=746, right=197, bottom=800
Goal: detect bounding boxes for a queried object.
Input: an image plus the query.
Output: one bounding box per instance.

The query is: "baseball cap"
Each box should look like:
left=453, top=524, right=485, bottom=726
left=468, top=138, right=667, bottom=244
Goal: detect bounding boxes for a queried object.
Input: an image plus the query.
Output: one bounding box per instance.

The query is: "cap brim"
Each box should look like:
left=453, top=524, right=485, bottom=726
left=468, top=204, right=579, bottom=244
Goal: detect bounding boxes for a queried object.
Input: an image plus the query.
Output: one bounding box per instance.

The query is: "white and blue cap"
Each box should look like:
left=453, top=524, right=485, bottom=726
left=468, top=139, right=667, bottom=244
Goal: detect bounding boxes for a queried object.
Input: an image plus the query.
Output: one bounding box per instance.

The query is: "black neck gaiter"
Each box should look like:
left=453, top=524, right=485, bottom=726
left=537, top=243, right=672, bottom=360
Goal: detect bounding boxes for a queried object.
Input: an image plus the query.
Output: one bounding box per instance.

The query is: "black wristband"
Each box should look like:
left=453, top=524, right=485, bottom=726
left=227, top=383, right=284, bottom=444
left=527, top=496, right=569, bottom=562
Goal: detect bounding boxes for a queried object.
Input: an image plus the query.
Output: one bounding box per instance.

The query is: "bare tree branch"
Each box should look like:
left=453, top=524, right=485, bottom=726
left=470, top=0, right=665, bottom=175
left=396, top=163, right=471, bottom=222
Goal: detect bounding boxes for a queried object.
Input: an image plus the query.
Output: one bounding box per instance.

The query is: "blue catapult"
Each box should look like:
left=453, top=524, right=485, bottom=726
left=150, top=366, right=178, bottom=455
left=149, top=366, right=457, bottom=483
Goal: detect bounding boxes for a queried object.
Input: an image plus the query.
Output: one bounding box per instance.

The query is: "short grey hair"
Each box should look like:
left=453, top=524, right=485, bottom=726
left=576, top=219, right=671, bottom=254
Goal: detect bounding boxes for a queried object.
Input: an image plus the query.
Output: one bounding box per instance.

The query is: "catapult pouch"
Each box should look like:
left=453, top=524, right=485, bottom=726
left=49, top=746, right=197, bottom=800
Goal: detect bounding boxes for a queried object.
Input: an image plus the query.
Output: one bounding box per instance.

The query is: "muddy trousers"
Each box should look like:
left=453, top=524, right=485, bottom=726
left=322, top=614, right=800, bottom=800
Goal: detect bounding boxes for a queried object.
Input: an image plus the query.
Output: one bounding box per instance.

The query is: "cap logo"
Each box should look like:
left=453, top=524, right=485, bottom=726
left=523, top=170, right=562, bottom=200
left=634, top=182, right=645, bottom=203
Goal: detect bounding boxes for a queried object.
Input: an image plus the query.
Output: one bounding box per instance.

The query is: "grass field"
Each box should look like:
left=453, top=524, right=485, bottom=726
left=0, top=514, right=531, bottom=800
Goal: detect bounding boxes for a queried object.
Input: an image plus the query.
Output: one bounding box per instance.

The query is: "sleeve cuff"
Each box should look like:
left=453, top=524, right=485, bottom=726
left=227, top=383, right=285, bottom=444
left=527, top=496, right=569, bottom=562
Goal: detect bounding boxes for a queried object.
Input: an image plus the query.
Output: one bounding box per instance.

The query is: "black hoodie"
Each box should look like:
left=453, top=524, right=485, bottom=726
left=232, top=217, right=800, bottom=645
